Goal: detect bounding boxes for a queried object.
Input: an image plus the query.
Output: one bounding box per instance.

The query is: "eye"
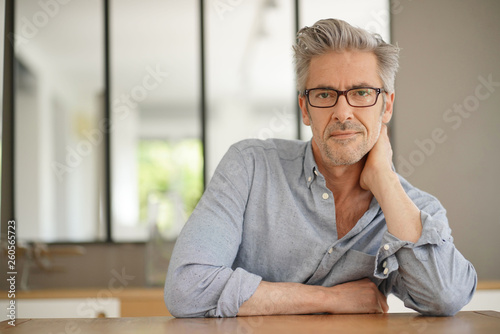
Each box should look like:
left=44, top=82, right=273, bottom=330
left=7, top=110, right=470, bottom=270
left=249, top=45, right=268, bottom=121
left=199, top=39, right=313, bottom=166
left=314, top=90, right=335, bottom=99
left=354, top=89, right=373, bottom=97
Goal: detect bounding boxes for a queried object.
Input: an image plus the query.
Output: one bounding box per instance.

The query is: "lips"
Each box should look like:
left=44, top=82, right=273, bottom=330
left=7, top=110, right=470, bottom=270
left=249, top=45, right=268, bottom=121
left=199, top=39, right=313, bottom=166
left=330, top=131, right=359, bottom=139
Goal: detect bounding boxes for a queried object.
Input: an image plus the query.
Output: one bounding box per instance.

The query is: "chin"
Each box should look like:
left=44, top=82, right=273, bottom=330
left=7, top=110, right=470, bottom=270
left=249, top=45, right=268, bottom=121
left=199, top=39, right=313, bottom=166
left=323, top=142, right=367, bottom=166
left=324, top=150, right=366, bottom=166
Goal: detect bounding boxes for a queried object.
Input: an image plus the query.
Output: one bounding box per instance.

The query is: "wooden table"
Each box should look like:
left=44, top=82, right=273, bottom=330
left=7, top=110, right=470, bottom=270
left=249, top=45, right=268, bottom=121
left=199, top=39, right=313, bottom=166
left=1, top=311, right=499, bottom=334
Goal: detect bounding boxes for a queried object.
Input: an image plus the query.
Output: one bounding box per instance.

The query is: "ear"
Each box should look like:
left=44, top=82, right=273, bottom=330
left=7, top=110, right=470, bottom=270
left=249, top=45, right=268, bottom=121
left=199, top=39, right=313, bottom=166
left=298, top=94, right=311, bottom=126
left=382, top=92, right=395, bottom=124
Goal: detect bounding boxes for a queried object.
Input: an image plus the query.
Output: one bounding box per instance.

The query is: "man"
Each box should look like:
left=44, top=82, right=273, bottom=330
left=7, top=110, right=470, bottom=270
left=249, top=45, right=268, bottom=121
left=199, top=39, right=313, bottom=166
left=164, top=18, right=477, bottom=317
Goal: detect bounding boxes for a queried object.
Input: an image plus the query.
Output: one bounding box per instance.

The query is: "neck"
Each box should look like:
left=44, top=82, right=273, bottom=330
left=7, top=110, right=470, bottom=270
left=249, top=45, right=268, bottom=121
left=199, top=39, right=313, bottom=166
left=313, top=148, right=370, bottom=203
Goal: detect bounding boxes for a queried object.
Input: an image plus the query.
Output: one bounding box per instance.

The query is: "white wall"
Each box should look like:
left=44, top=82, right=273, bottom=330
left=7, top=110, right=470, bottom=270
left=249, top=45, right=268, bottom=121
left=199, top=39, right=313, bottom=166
left=391, top=0, right=500, bottom=279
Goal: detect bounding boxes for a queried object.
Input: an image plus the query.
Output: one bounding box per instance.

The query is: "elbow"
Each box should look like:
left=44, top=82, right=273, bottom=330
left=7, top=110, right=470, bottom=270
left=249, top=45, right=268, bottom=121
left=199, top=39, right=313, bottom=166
left=164, top=284, right=204, bottom=318
left=164, top=263, right=244, bottom=318
left=418, top=285, right=475, bottom=317
left=164, top=290, right=183, bottom=318
left=164, top=284, right=182, bottom=317
left=164, top=270, right=201, bottom=318
left=427, top=270, right=477, bottom=316
left=165, top=301, right=192, bottom=318
left=422, top=297, right=461, bottom=317
left=412, top=263, right=477, bottom=317
left=164, top=267, right=219, bottom=318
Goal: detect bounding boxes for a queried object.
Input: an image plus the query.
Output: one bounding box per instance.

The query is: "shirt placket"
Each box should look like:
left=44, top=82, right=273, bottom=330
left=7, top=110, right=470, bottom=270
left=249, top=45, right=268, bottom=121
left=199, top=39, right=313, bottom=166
left=305, top=168, right=349, bottom=284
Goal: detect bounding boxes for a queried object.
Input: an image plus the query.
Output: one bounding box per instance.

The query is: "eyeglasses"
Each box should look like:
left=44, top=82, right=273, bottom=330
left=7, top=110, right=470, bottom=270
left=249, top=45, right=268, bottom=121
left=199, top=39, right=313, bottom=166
left=303, top=87, right=384, bottom=108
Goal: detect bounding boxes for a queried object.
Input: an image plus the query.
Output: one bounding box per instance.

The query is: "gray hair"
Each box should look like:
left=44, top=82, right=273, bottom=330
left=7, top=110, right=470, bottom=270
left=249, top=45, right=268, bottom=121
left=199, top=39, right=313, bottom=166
left=293, top=18, right=400, bottom=94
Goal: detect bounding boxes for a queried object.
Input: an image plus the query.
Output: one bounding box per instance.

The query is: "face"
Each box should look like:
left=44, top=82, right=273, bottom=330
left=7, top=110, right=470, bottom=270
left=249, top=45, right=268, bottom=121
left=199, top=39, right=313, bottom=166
left=299, top=50, right=394, bottom=167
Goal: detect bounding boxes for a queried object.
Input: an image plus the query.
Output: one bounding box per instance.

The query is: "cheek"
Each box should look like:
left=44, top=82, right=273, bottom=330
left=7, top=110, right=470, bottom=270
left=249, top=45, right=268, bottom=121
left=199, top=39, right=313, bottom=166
left=368, top=121, right=382, bottom=146
left=309, top=114, right=329, bottom=137
left=360, top=113, right=383, bottom=144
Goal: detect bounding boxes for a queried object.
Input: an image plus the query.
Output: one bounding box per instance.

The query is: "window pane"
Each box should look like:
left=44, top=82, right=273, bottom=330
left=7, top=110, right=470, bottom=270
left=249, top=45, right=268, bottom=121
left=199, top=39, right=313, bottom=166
left=299, top=0, right=391, bottom=140
left=206, top=0, right=297, bottom=178
left=14, top=0, right=105, bottom=242
left=110, top=0, right=202, bottom=242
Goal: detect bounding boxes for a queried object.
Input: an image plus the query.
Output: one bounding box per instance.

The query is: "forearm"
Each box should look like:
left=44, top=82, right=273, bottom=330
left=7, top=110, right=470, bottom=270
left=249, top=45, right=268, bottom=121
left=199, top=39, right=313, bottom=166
left=238, top=279, right=388, bottom=316
left=238, top=281, right=327, bottom=316
left=370, top=170, right=422, bottom=243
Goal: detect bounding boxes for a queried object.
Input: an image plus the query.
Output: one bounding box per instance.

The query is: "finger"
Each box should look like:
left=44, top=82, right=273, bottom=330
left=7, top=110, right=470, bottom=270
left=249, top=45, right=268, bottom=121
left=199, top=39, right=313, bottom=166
left=380, top=123, right=389, bottom=137
left=379, top=293, right=389, bottom=313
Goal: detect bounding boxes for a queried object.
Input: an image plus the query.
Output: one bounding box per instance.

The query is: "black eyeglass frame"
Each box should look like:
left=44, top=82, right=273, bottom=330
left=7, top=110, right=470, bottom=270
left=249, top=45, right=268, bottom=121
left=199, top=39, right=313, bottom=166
left=303, top=87, right=385, bottom=108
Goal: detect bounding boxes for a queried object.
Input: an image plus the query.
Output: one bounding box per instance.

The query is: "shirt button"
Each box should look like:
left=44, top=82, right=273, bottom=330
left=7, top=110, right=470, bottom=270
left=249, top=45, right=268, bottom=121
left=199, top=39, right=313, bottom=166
left=328, top=248, right=333, bottom=254
left=307, top=176, right=312, bottom=182
left=382, top=261, right=387, bottom=268
left=383, top=244, right=390, bottom=251
left=322, top=193, right=329, bottom=200
left=314, top=169, right=318, bottom=176
left=383, top=268, right=389, bottom=275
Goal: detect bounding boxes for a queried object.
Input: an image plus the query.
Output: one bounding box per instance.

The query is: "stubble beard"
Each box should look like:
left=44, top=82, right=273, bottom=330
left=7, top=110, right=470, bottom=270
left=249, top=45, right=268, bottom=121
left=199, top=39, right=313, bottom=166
left=309, top=105, right=384, bottom=167
left=320, top=122, right=373, bottom=166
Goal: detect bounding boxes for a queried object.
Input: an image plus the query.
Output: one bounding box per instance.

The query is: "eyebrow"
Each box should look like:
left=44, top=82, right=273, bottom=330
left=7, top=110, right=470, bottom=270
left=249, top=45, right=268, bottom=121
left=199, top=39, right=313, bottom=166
left=311, top=82, right=376, bottom=90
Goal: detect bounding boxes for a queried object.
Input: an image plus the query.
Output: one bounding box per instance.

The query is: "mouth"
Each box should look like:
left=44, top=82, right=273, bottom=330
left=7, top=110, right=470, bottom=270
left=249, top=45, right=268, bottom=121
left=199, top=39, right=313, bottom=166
left=329, top=131, right=360, bottom=140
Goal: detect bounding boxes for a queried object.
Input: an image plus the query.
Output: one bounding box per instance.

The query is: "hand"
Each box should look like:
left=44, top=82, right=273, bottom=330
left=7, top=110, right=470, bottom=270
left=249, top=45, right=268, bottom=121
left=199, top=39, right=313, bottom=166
left=323, top=278, right=389, bottom=314
left=359, top=123, right=423, bottom=243
left=360, top=123, right=394, bottom=191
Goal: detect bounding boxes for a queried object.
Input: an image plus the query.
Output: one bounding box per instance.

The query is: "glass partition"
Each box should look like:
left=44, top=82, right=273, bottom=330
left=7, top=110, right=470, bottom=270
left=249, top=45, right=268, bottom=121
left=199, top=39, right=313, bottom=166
left=205, top=0, right=297, bottom=178
left=14, top=0, right=105, bottom=242
left=110, top=0, right=202, bottom=243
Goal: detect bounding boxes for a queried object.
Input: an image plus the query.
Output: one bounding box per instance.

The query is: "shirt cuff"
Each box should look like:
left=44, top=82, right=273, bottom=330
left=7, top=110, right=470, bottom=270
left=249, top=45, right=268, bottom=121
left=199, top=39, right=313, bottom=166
left=205, top=268, right=262, bottom=317
left=413, top=210, right=451, bottom=247
left=374, top=232, right=408, bottom=279
left=374, top=210, right=451, bottom=279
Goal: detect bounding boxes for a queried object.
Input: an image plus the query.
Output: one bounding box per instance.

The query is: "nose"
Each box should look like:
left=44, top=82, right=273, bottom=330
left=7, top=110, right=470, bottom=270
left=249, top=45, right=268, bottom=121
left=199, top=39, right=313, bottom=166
left=331, top=95, right=354, bottom=123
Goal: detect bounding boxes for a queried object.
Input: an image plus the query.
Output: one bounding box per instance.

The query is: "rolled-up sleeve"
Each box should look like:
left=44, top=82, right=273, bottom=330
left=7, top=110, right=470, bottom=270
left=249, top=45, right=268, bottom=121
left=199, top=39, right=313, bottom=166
left=164, top=145, right=262, bottom=317
left=375, top=196, right=477, bottom=316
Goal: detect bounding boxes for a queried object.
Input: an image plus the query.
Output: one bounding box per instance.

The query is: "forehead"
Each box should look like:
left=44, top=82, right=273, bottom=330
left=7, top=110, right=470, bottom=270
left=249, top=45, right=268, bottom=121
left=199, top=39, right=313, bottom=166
left=306, top=50, right=381, bottom=88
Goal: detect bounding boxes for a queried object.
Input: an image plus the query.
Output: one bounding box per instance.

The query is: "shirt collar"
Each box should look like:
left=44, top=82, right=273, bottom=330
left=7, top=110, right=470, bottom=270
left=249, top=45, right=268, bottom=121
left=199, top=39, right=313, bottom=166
left=304, top=140, right=318, bottom=188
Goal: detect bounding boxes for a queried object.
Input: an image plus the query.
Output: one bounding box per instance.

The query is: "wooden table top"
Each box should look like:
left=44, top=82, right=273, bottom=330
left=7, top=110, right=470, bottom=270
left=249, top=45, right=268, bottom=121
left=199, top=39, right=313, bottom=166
left=1, top=311, right=499, bottom=334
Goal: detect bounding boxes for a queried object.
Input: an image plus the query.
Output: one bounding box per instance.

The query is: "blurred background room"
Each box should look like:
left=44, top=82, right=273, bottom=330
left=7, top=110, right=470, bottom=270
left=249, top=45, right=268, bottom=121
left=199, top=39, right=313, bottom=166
left=1, top=0, right=499, bottom=318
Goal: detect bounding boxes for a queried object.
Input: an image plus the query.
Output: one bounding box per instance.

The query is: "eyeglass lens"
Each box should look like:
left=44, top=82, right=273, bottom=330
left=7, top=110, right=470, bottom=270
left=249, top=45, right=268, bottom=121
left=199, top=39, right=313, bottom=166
left=308, top=88, right=379, bottom=107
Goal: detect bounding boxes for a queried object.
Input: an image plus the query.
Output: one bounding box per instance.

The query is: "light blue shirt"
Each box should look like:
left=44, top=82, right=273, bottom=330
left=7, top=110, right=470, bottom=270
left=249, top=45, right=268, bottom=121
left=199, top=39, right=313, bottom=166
left=164, top=138, right=477, bottom=317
